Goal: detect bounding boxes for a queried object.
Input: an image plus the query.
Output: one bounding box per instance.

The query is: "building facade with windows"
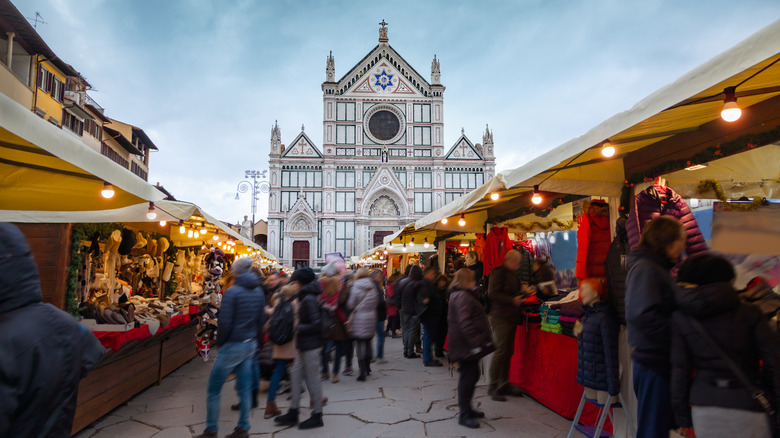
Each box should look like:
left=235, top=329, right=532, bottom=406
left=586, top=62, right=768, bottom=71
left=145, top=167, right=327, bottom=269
left=267, top=23, right=495, bottom=268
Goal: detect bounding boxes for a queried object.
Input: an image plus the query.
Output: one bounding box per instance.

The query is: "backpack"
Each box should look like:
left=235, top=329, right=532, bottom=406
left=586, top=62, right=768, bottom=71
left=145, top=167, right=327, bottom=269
left=269, top=297, right=295, bottom=345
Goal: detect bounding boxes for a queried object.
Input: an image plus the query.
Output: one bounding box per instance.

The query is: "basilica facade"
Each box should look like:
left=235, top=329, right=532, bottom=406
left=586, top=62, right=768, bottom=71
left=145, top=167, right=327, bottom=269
left=267, top=23, right=496, bottom=269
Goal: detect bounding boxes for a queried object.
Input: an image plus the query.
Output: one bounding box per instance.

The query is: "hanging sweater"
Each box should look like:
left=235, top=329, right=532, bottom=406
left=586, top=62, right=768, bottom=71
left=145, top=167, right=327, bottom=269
left=483, top=226, right=513, bottom=277
left=576, top=200, right=611, bottom=281
left=626, top=185, right=708, bottom=257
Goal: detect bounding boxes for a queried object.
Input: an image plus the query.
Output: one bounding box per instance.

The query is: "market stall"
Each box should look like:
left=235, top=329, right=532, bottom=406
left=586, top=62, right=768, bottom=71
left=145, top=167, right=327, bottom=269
left=385, top=19, right=780, bottom=438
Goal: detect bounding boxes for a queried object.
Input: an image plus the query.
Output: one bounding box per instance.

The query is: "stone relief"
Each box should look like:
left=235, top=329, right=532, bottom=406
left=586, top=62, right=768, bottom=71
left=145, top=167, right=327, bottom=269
left=369, top=195, right=400, bottom=217
left=292, top=218, right=310, bottom=231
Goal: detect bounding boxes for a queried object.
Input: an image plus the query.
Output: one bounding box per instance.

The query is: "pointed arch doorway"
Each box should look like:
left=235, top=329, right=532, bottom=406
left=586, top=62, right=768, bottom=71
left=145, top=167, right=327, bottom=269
left=292, top=241, right=310, bottom=269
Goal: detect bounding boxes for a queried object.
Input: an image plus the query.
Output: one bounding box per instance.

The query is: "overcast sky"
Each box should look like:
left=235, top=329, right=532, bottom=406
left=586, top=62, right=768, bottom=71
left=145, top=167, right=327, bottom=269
left=17, top=0, right=780, bottom=224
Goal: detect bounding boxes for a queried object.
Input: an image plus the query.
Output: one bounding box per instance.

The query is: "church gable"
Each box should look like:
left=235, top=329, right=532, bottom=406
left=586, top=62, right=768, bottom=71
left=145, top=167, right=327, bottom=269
left=281, top=132, right=323, bottom=158
left=338, top=45, right=431, bottom=97
left=445, top=134, right=483, bottom=160
left=288, top=195, right=316, bottom=220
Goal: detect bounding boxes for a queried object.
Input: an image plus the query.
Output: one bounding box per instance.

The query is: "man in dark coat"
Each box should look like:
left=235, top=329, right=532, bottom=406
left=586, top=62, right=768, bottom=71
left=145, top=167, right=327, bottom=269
left=420, top=267, right=443, bottom=366
left=0, top=224, right=105, bottom=438
left=399, top=265, right=425, bottom=358
left=487, top=250, right=525, bottom=401
left=198, top=257, right=265, bottom=438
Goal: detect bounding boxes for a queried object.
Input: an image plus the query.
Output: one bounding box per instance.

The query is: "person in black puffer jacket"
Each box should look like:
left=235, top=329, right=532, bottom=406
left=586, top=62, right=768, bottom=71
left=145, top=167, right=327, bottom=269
left=274, top=268, right=325, bottom=430
left=671, top=254, right=780, bottom=438
left=0, top=224, right=105, bottom=438
left=625, top=215, right=685, bottom=438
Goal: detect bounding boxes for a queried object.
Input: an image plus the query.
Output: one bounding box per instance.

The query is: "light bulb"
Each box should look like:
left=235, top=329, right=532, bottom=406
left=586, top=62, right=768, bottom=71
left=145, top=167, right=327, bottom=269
left=101, top=182, right=115, bottom=199
left=532, top=186, right=543, bottom=205
left=384, top=250, right=388, bottom=255
left=601, top=142, right=616, bottom=158
left=179, top=221, right=185, bottom=234
left=187, top=229, right=194, bottom=238
left=388, top=242, right=393, bottom=249
left=402, top=244, right=407, bottom=252
left=721, top=87, right=741, bottom=122
left=458, top=214, right=466, bottom=227
left=490, top=192, right=499, bottom=201
left=146, top=202, right=157, bottom=220
left=424, top=238, right=430, bottom=249
left=159, top=221, right=167, bottom=226
left=409, top=238, right=415, bottom=247
left=213, top=234, right=219, bottom=241
left=200, top=223, right=207, bottom=235
left=201, top=245, right=206, bottom=250
left=441, top=218, right=448, bottom=225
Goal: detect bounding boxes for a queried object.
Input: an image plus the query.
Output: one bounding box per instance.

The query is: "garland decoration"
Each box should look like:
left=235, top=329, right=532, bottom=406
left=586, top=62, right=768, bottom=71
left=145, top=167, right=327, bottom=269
left=502, top=219, right=576, bottom=232
left=619, top=124, right=780, bottom=214
left=697, top=179, right=767, bottom=211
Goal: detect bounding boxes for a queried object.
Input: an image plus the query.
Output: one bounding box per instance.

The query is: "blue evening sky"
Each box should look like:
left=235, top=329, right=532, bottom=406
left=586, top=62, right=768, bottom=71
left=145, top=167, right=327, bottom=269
left=15, top=0, right=780, bottom=223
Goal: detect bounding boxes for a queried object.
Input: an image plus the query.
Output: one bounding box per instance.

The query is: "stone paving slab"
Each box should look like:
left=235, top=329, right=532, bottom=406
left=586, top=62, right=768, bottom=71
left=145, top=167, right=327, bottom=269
left=74, top=334, right=573, bottom=438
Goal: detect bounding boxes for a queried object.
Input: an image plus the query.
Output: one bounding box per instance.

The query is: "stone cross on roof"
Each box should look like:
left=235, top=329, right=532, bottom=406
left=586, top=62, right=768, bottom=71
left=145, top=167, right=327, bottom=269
left=379, top=20, right=389, bottom=42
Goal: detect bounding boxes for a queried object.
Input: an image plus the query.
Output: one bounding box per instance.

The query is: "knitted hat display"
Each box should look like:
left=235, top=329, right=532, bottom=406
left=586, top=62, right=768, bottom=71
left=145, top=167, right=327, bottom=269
left=157, top=237, right=170, bottom=256
left=117, top=228, right=136, bottom=255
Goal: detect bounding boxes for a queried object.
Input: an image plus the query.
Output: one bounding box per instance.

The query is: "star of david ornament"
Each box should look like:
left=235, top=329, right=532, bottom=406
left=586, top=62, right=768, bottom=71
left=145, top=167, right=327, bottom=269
left=374, top=70, right=393, bottom=90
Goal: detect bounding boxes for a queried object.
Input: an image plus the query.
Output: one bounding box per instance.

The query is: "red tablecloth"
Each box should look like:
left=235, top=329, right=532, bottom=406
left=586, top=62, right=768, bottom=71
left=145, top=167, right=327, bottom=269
left=509, top=324, right=612, bottom=433
left=93, top=314, right=193, bottom=351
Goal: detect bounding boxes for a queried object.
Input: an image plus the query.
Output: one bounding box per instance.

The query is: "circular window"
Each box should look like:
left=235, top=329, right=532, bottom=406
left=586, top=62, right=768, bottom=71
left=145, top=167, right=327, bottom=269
left=368, top=110, right=400, bottom=141
left=363, top=104, right=406, bottom=145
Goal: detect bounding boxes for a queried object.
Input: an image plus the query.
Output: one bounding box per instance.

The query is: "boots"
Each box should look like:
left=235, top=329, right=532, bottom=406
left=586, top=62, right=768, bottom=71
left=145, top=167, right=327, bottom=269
left=274, top=408, right=299, bottom=426
left=356, top=359, right=368, bottom=382
left=298, top=412, right=324, bottom=429
left=458, top=412, right=480, bottom=429
left=264, top=401, right=281, bottom=419
left=230, top=390, right=259, bottom=411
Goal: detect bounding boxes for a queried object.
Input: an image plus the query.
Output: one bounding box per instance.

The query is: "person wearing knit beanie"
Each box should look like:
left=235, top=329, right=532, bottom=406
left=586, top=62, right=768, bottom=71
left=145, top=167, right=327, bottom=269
left=232, top=257, right=255, bottom=277
left=291, top=267, right=316, bottom=286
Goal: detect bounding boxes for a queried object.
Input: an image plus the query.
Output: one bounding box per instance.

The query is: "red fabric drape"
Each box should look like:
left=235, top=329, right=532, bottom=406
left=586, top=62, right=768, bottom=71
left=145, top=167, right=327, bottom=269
left=93, top=314, right=193, bottom=351
left=509, top=324, right=613, bottom=433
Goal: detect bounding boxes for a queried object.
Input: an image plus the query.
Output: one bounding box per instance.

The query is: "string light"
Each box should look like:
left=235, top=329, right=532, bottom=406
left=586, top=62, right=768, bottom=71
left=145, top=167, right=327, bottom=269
left=213, top=232, right=219, bottom=241
left=601, top=141, right=616, bottom=158
left=423, top=238, right=430, bottom=249
left=531, top=186, right=543, bottom=205
left=402, top=243, right=407, bottom=252
left=200, top=222, right=207, bottom=235
left=159, top=221, right=167, bottom=226
left=490, top=192, right=499, bottom=201
left=187, top=228, right=194, bottom=238
left=146, top=202, right=157, bottom=220
left=721, top=86, right=741, bottom=122
left=179, top=220, right=185, bottom=234
left=441, top=218, right=448, bottom=225
left=383, top=250, right=388, bottom=255
left=388, top=242, right=393, bottom=249
left=409, top=238, right=415, bottom=247
left=458, top=214, right=466, bottom=226
left=101, top=182, right=115, bottom=199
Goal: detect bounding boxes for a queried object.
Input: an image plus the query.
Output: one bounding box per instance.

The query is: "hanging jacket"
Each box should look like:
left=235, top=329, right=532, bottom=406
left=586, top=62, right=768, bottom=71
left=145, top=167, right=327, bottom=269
left=347, top=277, right=379, bottom=340
left=576, top=301, right=620, bottom=396
left=0, top=224, right=105, bottom=438
left=474, top=233, right=486, bottom=261
left=626, top=185, right=708, bottom=257
left=447, top=288, right=496, bottom=362
left=671, top=282, right=780, bottom=428
left=483, top=226, right=513, bottom=277
left=518, top=247, right=533, bottom=284
left=625, top=247, right=677, bottom=377
left=576, top=200, right=611, bottom=280
left=604, top=217, right=630, bottom=325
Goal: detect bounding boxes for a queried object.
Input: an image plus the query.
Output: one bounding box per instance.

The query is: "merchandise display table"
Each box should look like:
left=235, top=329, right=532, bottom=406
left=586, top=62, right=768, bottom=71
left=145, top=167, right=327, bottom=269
left=509, top=323, right=613, bottom=434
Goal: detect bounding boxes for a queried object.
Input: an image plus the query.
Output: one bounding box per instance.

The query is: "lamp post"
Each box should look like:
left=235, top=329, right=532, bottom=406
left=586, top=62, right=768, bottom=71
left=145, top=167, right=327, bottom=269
left=235, top=169, right=270, bottom=241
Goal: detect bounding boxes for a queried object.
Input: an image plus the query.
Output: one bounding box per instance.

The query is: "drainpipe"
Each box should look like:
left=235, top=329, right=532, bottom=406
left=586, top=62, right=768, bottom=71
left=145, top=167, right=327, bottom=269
left=5, top=32, right=13, bottom=68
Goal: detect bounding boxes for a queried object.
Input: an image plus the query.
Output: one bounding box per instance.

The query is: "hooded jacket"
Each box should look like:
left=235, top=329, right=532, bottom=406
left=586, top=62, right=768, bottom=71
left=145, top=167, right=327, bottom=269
left=671, top=282, right=780, bottom=428
left=625, top=247, right=677, bottom=375
left=216, top=272, right=266, bottom=346
left=448, top=288, right=495, bottom=362
left=296, top=280, right=324, bottom=351
left=576, top=301, right=620, bottom=396
left=347, top=277, right=380, bottom=339
left=0, top=224, right=105, bottom=438
left=576, top=200, right=611, bottom=280
left=626, top=185, right=708, bottom=257
left=399, top=266, right=426, bottom=316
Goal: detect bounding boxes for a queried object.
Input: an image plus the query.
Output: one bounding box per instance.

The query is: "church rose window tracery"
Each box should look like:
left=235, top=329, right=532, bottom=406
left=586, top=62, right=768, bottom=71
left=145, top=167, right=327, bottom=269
left=363, top=104, right=406, bottom=145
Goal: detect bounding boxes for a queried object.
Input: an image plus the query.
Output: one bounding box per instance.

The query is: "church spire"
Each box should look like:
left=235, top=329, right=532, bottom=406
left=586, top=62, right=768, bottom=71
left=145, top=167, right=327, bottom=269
left=270, top=120, right=281, bottom=155
left=326, top=50, right=335, bottom=82
left=431, top=55, right=441, bottom=85
left=378, top=19, right=389, bottom=43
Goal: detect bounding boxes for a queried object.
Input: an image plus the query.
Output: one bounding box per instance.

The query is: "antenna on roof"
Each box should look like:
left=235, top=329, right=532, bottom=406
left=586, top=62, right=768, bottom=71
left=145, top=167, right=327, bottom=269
left=25, top=12, right=47, bottom=29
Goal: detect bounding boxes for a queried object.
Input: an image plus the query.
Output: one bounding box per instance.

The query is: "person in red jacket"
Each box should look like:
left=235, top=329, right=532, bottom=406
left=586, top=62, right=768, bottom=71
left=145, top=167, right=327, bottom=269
left=385, top=272, right=401, bottom=337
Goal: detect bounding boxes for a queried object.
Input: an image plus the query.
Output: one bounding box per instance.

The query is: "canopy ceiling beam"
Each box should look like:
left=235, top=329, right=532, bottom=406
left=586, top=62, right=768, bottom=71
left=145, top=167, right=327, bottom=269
left=0, top=140, right=55, bottom=156
left=0, top=157, right=100, bottom=180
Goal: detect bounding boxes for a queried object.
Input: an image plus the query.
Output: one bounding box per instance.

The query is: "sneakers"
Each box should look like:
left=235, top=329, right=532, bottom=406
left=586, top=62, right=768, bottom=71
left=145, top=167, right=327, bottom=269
left=225, top=427, right=249, bottom=438
left=487, top=387, right=507, bottom=402
left=299, top=412, right=324, bottom=429
left=342, top=366, right=354, bottom=376
left=424, top=360, right=443, bottom=367
left=376, top=358, right=388, bottom=364
left=331, top=374, right=340, bottom=383
left=320, top=372, right=330, bottom=381
left=274, top=408, right=299, bottom=426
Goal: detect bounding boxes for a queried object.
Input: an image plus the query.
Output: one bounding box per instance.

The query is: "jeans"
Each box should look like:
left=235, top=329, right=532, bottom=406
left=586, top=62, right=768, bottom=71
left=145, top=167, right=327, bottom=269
left=321, top=341, right=334, bottom=374
left=252, top=359, right=260, bottom=392
left=291, top=348, right=323, bottom=413
left=633, top=362, right=672, bottom=438
left=458, top=359, right=480, bottom=414
left=375, top=321, right=386, bottom=359
left=330, top=341, right=345, bottom=375
left=266, top=359, right=289, bottom=403
left=421, top=319, right=437, bottom=364
left=488, top=317, right=516, bottom=390
left=206, top=340, right=256, bottom=432
left=402, top=313, right=420, bottom=356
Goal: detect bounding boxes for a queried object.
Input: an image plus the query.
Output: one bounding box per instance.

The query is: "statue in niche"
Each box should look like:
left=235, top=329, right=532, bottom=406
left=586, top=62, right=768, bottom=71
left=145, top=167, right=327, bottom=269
left=370, top=195, right=400, bottom=217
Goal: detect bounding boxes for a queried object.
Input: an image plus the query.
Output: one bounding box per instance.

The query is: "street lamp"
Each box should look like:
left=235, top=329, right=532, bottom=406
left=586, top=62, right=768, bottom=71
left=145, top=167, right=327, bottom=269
left=236, top=169, right=270, bottom=241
